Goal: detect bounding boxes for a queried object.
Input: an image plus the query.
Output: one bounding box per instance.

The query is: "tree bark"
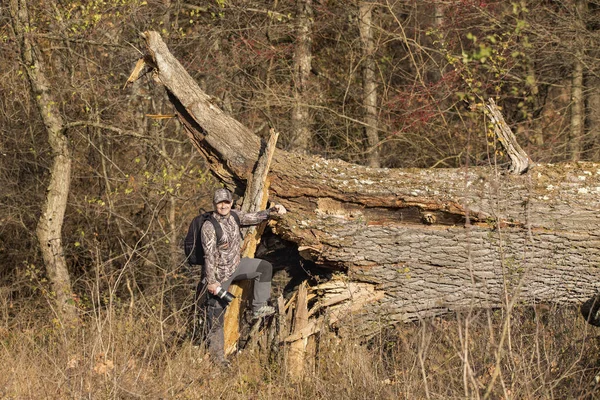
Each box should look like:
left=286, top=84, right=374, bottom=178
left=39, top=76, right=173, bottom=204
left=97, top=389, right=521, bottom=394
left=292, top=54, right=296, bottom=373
left=139, top=31, right=600, bottom=337
left=570, top=55, right=584, bottom=161
left=586, top=75, right=600, bottom=160
left=358, top=1, right=381, bottom=168
left=569, top=0, right=587, bottom=162
left=290, top=0, right=313, bottom=152
left=10, top=0, right=77, bottom=323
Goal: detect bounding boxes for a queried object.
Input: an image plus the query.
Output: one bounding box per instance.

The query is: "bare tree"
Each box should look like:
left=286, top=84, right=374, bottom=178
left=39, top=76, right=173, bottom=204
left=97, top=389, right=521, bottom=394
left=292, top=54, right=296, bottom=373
left=570, top=54, right=584, bottom=161
left=569, top=0, right=587, bottom=161
left=586, top=74, right=600, bottom=159
left=9, top=0, right=76, bottom=322
left=290, top=0, right=314, bottom=152
left=358, top=1, right=381, bottom=167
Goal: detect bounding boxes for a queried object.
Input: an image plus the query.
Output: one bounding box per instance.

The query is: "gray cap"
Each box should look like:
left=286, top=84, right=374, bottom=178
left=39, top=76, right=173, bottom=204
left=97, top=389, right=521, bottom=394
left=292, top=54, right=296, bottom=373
left=213, top=188, right=233, bottom=204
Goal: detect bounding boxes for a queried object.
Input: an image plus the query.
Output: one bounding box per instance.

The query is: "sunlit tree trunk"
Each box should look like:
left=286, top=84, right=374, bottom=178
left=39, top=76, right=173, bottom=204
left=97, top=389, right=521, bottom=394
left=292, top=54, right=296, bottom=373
left=290, top=0, right=313, bottom=152
left=358, top=1, right=380, bottom=168
left=432, top=1, right=446, bottom=81
left=586, top=75, right=600, bottom=160
left=10, top=0, right=76, bottom=323
left=570, top=54, right=584, bottom=161
left=569, top=0, right=587, bottom=161
left=434, top=2, right=444, bottom=30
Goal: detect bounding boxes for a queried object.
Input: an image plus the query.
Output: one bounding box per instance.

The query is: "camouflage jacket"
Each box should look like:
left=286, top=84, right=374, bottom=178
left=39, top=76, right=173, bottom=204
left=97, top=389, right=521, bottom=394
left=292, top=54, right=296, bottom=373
left=200, top=209, right=271, bottom=285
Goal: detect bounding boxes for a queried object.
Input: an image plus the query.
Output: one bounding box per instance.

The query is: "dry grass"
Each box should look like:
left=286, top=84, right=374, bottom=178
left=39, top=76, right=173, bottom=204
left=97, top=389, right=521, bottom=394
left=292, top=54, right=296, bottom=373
left=1, top=294, right=600, bottom=399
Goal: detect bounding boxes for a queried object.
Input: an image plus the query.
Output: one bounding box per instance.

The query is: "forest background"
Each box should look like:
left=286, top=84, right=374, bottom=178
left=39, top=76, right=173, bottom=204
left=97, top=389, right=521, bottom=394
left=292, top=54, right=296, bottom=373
left=2, top=0, right=600, bottom=398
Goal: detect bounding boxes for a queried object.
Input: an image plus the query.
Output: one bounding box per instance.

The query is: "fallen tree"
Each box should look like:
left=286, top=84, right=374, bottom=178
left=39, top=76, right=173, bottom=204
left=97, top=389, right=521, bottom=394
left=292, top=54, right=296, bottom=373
left=134, top=31, right=600, bottom=338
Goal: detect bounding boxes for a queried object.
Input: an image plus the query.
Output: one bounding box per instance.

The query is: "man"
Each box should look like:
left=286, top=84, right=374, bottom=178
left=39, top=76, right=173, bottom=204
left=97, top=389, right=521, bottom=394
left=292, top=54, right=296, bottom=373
left=199, top=188, right=286, bottom=366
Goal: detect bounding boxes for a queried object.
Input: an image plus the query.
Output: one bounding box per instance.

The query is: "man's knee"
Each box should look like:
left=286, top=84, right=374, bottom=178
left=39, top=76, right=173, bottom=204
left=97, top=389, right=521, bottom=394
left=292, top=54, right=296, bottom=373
left=257, top=260, right=272, bottom=282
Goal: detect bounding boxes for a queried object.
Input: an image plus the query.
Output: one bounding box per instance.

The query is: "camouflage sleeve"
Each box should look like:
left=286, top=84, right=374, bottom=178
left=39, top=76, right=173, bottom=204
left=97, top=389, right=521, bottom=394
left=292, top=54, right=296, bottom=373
left=201, top=220, right=219, bottom=285
left=234, top=209, right=271, bottom=226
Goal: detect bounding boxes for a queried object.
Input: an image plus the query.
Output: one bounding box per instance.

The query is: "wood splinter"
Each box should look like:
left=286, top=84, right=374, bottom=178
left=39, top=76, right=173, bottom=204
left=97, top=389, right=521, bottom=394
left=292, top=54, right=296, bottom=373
left=485, top=98, right=531, bottom=175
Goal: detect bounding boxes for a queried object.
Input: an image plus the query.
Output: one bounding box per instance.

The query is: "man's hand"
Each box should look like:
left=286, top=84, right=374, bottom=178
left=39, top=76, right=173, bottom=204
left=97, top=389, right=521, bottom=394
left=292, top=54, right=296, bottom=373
left=273, top=204, right=287, bottom=214
left=207, top=283, right=219, bottom=295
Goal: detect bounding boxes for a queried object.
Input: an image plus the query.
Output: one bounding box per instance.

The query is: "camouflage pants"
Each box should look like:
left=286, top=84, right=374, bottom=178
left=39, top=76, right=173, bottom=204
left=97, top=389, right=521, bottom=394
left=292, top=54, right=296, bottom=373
left=204, top=257, right=273, bottom=361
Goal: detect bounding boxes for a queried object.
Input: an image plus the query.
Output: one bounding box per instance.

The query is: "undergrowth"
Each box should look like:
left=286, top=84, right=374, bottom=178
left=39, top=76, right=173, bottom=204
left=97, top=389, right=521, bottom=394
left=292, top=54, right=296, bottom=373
left=1, top=295, right=599, bottom=399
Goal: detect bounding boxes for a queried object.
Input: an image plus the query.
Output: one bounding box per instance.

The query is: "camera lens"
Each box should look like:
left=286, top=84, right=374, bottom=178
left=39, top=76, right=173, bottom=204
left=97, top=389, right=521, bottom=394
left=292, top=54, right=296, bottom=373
left=216, top=287, right=235, bottom=303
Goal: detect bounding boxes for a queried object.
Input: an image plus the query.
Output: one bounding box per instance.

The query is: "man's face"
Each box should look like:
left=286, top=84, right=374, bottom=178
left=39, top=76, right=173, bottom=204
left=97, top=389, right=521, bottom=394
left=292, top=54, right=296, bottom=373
left=215, top=201, right=232, bottom=216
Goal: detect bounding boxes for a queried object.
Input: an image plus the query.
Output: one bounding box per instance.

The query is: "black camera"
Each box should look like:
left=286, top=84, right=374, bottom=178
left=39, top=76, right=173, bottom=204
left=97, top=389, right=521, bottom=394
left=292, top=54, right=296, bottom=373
left=215, top=287, right=235, bottom=303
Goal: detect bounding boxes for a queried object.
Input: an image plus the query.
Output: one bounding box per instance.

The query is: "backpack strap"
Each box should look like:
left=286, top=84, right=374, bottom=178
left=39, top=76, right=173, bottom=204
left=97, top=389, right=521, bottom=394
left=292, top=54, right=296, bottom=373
left=204, top=211, right=242, bottom=244
left=205, top=214, right=224, bottom=243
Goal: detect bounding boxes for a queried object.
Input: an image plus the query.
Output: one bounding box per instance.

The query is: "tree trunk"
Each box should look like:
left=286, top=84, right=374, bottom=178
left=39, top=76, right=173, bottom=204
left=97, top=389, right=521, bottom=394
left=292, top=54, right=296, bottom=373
left=569, top=0, right=587, bottom=162
left=290, top=0, right=313, bottom=152
left=586, top=75, right=600, bottom=160
left=570, top=55, right=584, bottom=161
left=358, top=1, right=381, bottom=168
left=139, top=31, right=600, bottom=337
left=431, top=1, right=446, bottom=82
left=10, top=0, right=77, bottom=323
